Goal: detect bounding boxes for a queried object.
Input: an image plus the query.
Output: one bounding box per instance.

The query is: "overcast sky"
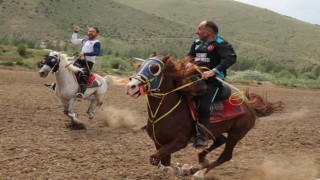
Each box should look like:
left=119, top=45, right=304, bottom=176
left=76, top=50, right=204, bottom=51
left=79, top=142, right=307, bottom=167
left=234, top=0, right=320, bottom=25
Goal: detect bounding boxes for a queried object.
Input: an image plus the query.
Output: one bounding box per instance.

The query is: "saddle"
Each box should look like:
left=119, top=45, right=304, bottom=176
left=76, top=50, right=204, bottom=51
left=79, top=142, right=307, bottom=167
left=187, top=84, right=246, bottom=123
left=76, top=72, right=102, bottom=88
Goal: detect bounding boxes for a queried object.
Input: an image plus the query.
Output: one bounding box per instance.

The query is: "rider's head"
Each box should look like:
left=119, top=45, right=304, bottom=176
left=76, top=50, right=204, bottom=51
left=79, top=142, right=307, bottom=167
left=87, top=27, right=99, bottom=40
left=196, top=21, right=218, bottom=42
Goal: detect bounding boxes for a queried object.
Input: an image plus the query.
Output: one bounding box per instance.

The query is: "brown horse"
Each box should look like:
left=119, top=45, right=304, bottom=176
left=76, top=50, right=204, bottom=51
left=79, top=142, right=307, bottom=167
left=126, top=55, right=283, bottom=178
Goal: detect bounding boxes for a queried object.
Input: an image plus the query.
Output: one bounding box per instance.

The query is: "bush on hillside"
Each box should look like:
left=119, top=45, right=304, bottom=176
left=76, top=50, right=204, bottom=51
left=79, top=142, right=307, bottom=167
left=17, top=44, right=27, bottom=57
left=230, top=70, right=274, bottom=82
left=299, top=72, right=317, bottom=80
left=275, top=70, right=295, bottom=79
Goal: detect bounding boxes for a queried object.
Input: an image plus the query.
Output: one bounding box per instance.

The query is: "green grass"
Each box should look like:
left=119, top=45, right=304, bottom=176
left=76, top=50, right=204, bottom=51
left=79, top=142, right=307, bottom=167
left=1, top=44, right=320, bottom=90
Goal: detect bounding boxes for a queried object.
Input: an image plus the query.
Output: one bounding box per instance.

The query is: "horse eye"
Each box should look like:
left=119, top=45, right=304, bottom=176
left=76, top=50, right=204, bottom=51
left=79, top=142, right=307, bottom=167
left=149, top=64, right=160, bottom=75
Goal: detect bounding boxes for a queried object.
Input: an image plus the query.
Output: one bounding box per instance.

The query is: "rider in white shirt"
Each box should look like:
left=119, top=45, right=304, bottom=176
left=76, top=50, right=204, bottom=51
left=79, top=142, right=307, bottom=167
left=71, top=26, right=101, bottom=98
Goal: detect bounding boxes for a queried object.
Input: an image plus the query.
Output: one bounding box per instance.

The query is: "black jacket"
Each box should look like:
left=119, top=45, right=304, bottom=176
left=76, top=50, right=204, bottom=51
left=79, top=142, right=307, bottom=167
left=188, top=34, right=237, bottom=84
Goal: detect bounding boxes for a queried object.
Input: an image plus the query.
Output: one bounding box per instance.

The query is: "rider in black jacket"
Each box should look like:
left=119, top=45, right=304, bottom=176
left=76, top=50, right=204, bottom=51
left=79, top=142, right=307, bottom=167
left=188, top=20, right=237, bottom=148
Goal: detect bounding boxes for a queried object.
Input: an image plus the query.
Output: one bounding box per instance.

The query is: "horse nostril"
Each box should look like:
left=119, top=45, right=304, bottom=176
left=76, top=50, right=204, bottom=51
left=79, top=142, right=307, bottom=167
left=131, top=85, right=136, bottom=89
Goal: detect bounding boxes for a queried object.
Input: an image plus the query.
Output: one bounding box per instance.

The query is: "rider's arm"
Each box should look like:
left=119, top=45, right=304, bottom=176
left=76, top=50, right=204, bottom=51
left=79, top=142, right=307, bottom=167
left=71, top=32, right=83, bottom=45
left=84, top=42, right=101, bottom=56
left=215, top=42, right=237, bottom=73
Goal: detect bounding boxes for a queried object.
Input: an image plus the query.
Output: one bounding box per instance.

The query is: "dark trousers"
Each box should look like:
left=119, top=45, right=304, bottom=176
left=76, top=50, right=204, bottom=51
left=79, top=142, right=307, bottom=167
left=74, top=59, right=94, bottom=85
left=193, top=83, right=220, bottom=127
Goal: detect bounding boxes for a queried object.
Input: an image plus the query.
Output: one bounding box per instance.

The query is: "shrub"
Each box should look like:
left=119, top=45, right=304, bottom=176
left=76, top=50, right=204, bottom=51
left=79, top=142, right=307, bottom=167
left=230, top=70, right=274, bottom=82
left=276, top=70, right=295, bottom=79
left=0, top=61, right=14, bottom=66
left=17, top=44, right=27, bottom=57
left=15, top=59, right=24, bottom=65
left=299, top=72, right=317, bottom=80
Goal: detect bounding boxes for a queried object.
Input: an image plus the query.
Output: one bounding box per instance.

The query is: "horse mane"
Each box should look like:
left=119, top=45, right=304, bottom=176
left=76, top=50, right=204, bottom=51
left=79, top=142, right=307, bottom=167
left=161, top=55, right=206, bottom=96
left=50, top=51, right=81, bottom=73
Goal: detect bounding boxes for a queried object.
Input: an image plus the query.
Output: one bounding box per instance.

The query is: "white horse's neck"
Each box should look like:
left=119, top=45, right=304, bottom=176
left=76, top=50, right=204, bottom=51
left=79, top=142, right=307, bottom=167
left=55, top=62, right=79, bottom=93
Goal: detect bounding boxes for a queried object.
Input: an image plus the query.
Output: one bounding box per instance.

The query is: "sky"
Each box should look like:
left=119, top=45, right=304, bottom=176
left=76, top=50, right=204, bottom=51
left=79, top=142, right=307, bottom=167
left=234, top=0, right=320, bottom=25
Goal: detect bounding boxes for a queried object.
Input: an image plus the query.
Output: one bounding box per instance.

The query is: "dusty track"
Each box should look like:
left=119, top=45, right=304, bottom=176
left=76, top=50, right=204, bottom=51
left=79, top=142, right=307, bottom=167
left=0, top=68, right=319, bottom=180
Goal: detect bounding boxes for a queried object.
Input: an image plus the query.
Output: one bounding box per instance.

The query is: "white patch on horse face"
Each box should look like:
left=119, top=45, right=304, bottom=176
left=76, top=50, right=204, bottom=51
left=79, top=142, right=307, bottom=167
left=39, top=65, right=52, bottom=77
left=126, top=78, right=141, bottom=97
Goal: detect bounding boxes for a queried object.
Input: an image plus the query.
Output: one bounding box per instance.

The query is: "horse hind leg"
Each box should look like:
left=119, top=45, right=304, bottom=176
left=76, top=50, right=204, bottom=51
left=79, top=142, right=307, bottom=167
left=198, top=135, right=227, bottom=167
left=193, top=138, right=239, bottom=180
left=87, top=97, right=103, bottom=120
left=203, top=134, right=241, bottom=173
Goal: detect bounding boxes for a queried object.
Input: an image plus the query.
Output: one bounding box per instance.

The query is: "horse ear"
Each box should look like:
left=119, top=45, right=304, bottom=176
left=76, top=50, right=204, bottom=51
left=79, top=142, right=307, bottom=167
left=131, top=58, right=145, bottom=71
left=149, top=52, right=157, bottom=58
left=162, top=55, right=171, bottom=63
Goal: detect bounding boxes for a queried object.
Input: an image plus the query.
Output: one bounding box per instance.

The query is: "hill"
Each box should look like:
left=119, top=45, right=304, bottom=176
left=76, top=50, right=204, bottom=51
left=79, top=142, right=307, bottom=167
left=0, top=0, right=320, bottom=70
left=115, top=0, right=320, bottom=67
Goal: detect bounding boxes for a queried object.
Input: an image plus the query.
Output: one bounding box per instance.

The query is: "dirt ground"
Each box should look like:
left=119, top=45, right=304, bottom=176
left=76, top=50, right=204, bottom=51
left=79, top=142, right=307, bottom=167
left=0, top=68, right=319, bottom=180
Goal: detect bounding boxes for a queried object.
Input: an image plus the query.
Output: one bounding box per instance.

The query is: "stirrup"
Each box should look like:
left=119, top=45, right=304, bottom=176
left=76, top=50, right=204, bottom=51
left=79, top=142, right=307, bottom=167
left=193, top=136, right=208, bottom=148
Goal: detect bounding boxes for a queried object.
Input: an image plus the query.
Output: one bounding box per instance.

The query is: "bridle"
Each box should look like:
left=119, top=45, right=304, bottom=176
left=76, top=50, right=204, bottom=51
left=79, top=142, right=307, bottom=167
left=131, top=58, right=205, bottom=146
left=43, top=55, right=60, bottom=74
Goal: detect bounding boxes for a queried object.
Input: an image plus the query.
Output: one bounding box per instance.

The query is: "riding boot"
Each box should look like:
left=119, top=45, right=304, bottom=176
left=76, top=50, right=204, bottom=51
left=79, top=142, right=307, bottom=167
left=76, top=84, right=87, bottom=99
left=193, top=118, right=209, bottom=148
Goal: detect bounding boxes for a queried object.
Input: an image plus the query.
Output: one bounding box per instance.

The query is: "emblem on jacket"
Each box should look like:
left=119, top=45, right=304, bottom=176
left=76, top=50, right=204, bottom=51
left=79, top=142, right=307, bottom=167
left=208, top=45, right=214, bottom=51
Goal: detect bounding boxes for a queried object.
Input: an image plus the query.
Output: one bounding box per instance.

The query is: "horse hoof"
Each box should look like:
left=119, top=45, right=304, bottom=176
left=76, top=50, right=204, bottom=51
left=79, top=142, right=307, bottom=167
left=70, top=116, right=86, bottom=129
left=150, top=157, right=160, bottom=166
left=192, top=168, right=207, bottom=180
left=88, top=113, right=94, bottom=120
left=199, top=158, right=210, bottom=167
left=175, top=164, right=199, bottom=176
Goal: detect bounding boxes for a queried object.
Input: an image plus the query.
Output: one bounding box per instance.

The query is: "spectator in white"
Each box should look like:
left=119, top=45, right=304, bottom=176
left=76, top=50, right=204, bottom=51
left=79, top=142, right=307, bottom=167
left=71, top=26, right=101, bottom=99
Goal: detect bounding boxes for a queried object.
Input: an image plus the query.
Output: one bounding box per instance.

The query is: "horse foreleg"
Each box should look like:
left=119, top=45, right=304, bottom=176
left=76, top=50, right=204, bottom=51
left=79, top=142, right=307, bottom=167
left=63, top=98, right=80, bottom=122
left=198, top=135, right=227, bottom=166
left=150, top=139, right=188, bottom=166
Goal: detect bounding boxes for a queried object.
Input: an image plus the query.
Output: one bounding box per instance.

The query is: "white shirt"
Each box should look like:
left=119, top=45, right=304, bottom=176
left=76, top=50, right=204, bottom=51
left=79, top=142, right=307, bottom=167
left=71, top=33, right=100, bottom=63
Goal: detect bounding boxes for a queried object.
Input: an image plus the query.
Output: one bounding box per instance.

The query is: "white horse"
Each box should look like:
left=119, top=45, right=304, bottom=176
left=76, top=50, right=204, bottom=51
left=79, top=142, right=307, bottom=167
left=39, top=51, right=111, bottom=126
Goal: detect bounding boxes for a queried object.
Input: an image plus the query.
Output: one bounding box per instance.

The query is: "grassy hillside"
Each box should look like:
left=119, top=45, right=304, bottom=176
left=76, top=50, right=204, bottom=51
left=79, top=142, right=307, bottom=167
left=0, top=0, right=193, bottom=57
left=115, top=0, right=320, bottom=67
left=0, top=0, right=319, bottom=71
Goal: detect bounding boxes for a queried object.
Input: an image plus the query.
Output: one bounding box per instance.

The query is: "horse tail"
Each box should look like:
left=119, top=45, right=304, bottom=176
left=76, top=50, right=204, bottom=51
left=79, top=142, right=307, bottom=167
left=104, top=75, right=129, bottom=86
left=103, top=75, right=112, bottom=84
left=245, top=89, right=285, bottom=117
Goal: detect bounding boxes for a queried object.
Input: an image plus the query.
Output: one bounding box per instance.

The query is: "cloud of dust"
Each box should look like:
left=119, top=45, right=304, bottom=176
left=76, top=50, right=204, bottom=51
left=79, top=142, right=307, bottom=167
left=108, top=75, right=129, bottom=86
left=261, top=108, right=311, bottom=121
left=246, top=154, right=319, bottom=180
left=97, top=106, right=143, bottom=129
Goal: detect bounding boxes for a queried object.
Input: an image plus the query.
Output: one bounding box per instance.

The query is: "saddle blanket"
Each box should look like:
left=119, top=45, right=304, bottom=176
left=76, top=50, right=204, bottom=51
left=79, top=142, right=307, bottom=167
left=187, top=97, right=246, bottom=123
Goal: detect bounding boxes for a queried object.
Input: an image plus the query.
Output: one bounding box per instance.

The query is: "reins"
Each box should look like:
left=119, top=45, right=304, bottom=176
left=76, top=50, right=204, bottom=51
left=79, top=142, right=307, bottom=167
left=194, top=66, right=245, bottom=105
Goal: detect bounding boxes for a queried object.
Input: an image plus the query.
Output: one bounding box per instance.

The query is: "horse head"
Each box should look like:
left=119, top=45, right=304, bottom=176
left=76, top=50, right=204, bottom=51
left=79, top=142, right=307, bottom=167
left=127, top=56, right=172, bottom=98
left=39, top=52, right=60, bottom=77
left=39, top=51, right=81, bottom=78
